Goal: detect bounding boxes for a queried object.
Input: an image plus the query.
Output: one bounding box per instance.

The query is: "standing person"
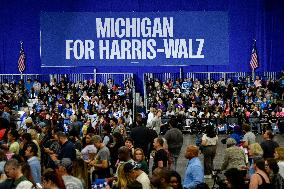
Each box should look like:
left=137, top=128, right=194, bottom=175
left=51, top=132, right=76, bottom=161
left=89, top=135, right=110, bottom=179
left=55, top=158, right=84, bottom=189
left=24, top=142, right=41, bottom=185
left=265, top=158, right=284, bottom=189
left=164, top=118, right=183, bottom=170
left=224, top=168, right=248, bottom=189
left=81, top=133, right=97, bottom=162
left=260, top=130, right=279, bottom=159
left=3, top=159, right=34, bottom=189
left=130, top=114, right=151, bottom=162
left=221, top=138, right=247, bottom=171
left=249, top=157, right=271, bottom=189
left=152, top=137, right=168, bottom=172
left=274, top=147, right=284, bottom=178
left=183, top=145, right=204, bottom=189
left=201, top=126, right=218, bottom=178
left=109, top=132, right=124, bottom=173
left=151, top=109, right=163, bottom=135
left=124, top=162, right=151, bottom=189
left=42, top=169, right=61, bottom=189
left=242, top=123, right=256, bottom=148
left=133, top=148, right=149, bottom=174
left=1, top=129, right=20, bottom=155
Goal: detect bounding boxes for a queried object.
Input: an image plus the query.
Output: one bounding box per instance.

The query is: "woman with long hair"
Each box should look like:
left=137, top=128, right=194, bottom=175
left=265, top=158, right=284, bottom=189
left=275, top=147, right=284, bottom=178
left=133, top=148, right=148, bottom=174
left=224, top=168, right=248, bottom=189
left=42, top=169, right=63, bottom=189
left=109, top=132, right=124, bottom=173
left=201, top=125, right=218, bottom=178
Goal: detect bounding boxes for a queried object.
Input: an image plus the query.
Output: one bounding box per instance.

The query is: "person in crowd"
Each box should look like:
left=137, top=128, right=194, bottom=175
left=81, top=133, right=97, bottom=162
left=27, top=129, right=41, bottom=160
left=242, top=123, right=256, bottom=148
left=133, top=148, right=149, bottom=174
left=116, top=146, right=134, bottom=170
left=164, top=118, right=183, bottom=170
left=125, top=137, right=135, bottom=157
left=265, top=158, right=284, bottom=189
left=42, top=169, right=61, bottom=189
left=151, top=109, right=163, bottom=135
left=102, top=125, right=113, bottom=148
left=201, top=125, right=218, bottom=178
left=169, top=170, right=183, bottom=189
left=248, top=143, right=264, bottom=176
left=18, top=133, right=33, bottom=162
left=130, top=114, right=152, bottom=161
left=24, top=142, right=41, bottom=184
left=260, top=130, right=279, bottom=159
left=42, top=130, right=61, bottom=170
left=183, top=145, right=204, bottom=189
left=146, top=107, right=155, bottom=128
left=249, top=157, right=271, bottom=189
left=0, top=150, right=6, bottom=181
left=274, top=147, right=284, bottom=178
left=109, top=132, right=124, bottom=173
left=152, top=137, right=168, bottom=171
left=150, top=167, right=172, bottom=189
left=124, top=162, right=151, bottom=189
left=50, top=132, right=76, bottom=162
left=228, top=125, right=243, bottom=145
left=89, top=135, right=110, bottom=179
left=224, top=168, right=248, bottom=189
left=55, top=158, right=84, bottom=189
left=1, top=129, right=20, bottom=155
left=2, top=159, right=34, bottom=189
left=127, top=180, right=143, bottom=189
left=221, top=138, right=247, bottom=170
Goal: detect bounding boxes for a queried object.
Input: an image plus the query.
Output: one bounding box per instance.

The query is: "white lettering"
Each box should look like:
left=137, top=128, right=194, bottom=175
left=66, top=40, right=73, bottom=59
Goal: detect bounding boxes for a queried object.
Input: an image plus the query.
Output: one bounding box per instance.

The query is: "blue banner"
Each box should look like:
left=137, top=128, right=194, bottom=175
left=40, top=12, right=228, bottom=67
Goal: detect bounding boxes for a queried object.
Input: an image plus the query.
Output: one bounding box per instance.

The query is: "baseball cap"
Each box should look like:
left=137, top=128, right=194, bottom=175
left=226, top=138, right=237, bottom=146
left=123, top=162, right=141, bottom=173
left=38, top=122, right=47, bottom=128
left=56, top=158, right=72, bottom=170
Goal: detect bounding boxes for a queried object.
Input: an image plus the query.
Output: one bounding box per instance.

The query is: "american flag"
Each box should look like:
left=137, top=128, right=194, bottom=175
left=250, top=40, right=259, bottom=70
left=18, top=41, right=26, bottom=73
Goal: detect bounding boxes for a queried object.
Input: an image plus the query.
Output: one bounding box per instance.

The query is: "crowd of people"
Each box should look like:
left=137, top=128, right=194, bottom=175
left=145, top=72, right=284, bottom=135
left=0, top=71, right=282, bottom=189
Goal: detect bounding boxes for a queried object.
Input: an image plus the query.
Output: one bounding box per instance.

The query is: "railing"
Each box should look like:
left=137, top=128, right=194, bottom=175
left=144, top=71, right=280, bottom=110
left=0, top=72, right=136, bottom=121
left=144, top=72, right=279, bottom=83
left=0, top=74, right=50, bottom=83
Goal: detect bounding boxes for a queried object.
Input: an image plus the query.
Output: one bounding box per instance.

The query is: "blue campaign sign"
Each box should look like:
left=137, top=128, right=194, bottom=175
left=40, top=12, right=228, bottom=67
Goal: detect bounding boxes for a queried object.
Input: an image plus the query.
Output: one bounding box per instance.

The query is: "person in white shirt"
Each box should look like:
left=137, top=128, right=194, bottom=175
left=274, top=147, right=284, bottom=178
left=146, top=107, right=155, bottom=128
left=201, top=126, right=218, bottom=178
left=124, top=162, right=151, bottom=189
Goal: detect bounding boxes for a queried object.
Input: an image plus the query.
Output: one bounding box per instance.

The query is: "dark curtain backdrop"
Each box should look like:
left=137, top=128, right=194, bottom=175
left=0, top=0, right=283, bottom=75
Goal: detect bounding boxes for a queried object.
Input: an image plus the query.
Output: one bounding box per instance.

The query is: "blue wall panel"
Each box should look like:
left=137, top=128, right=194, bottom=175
left=0, top=0, right=283, bottom=77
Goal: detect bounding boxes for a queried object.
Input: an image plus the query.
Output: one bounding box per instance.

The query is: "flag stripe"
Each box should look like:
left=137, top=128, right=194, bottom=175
left=18, top=44, right=26, bottom=73
left=250, top=42, right=259, bottom=70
